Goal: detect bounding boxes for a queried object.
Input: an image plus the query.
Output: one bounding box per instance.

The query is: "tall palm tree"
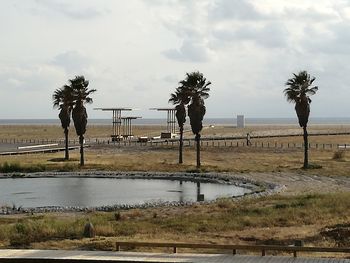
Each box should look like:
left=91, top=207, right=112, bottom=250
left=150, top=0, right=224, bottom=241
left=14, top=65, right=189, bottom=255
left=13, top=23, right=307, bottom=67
left=70, top=76, right=96, bottom=166
left=284, top=71, right=318, bottom=169
left=180, top=71, right=211, bottom=168
left=53, top=85, right=74, bottom=160
left=169, top=86, right=191, bottom=164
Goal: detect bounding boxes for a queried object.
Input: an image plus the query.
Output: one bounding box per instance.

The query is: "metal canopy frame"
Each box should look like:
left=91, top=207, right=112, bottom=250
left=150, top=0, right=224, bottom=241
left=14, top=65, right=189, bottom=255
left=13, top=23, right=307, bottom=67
left=94, top=108, right=140, bottom=140
left=150, top=108, right=177, bottom=134
left=121, top=116, right=141, bottom=138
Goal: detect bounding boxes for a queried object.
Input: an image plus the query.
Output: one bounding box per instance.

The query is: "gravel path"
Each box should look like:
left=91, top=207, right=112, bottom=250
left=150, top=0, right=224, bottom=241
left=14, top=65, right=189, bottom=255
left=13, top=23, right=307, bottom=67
left=237, top=172, right=350, bottom=195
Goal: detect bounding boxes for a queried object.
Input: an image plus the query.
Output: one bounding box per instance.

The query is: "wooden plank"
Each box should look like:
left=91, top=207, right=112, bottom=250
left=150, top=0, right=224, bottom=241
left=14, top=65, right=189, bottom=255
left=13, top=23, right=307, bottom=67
left=0, top=250, right=350, bottom=263
left=115, top=241, right=350, bottom=255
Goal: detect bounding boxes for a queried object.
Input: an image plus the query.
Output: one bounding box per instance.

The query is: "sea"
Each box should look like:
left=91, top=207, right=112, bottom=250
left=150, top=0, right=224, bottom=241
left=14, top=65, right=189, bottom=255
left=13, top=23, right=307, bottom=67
left=1, top=118, right=350, bottom=126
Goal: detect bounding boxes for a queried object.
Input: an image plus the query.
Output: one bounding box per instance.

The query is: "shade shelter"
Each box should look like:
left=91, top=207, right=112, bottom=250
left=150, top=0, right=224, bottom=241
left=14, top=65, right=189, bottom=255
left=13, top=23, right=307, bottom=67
left=121, top=116, right=141, bottom=139
left=150, top=108, right=177, bottom=134
left=94, top=108, right=140, bottom=140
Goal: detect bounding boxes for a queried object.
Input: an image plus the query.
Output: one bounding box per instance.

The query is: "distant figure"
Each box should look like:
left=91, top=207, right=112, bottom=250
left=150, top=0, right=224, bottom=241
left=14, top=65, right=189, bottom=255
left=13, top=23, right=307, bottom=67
left=246, top=133, right=252, bottom=146
left=83, top=221, right=95, bottom=238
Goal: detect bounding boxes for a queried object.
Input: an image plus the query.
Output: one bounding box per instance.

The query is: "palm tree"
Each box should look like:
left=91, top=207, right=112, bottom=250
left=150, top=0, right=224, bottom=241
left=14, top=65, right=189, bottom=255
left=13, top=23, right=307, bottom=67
left=169, top=86, right=191, bottom=164
left=284, top=71, right=318, bottom=169
left=70, top=76, right=96, bottom=166
left=180, top=71, right=211, bottom=168
left=53, top=85, right=74, bottom=160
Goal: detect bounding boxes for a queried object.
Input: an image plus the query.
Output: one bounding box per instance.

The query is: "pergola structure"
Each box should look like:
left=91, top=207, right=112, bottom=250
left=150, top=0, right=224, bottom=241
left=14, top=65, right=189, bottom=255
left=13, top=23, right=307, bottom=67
left=94, top=108, right=140, bottom=140
left=121, top=116, right=141, bottom=138
left=150, top=108, right=177, bottom=134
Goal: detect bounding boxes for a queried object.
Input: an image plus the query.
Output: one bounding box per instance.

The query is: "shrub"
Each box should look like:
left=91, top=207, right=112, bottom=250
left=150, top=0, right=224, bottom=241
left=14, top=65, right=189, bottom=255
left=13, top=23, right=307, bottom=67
left=333, top=150, right=346, bottom=160
left=114, top=212, right=122, bottom=221
left=0, top=162, right=46, bottom=173
left=0, top=162, right=21, bottom=173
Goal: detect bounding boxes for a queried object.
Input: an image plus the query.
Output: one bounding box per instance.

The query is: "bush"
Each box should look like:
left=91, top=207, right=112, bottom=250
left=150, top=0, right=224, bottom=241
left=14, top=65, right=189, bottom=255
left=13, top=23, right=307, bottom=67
left=0, top=162, right=46, bottom=173
left=0, top=162, right=21, bottom=173
left=9, top=223, right=32, bottom=247
left=333, top=150, right=346, bottom=160
left=114, top=212, right=122, bottom=221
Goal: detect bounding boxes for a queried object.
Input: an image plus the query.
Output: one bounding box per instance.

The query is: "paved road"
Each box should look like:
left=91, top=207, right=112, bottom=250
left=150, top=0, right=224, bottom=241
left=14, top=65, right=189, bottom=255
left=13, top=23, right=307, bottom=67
left=0, top=250, right=349, bottom=263
left=0, top=142, right=80, bottom=156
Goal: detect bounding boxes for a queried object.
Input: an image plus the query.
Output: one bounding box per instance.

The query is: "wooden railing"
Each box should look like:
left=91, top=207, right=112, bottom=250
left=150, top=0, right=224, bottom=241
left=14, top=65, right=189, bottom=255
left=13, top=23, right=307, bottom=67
left=115, top=241, right=350, bottom=258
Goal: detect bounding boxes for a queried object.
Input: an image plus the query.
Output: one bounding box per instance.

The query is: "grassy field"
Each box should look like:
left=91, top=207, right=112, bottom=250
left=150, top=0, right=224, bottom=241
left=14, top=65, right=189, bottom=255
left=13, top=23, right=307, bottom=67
left=0, top=192, right=349, bottom=251
left=0, top=124, right=350, bottom=251
left=1, top=142, right=350, bottom=176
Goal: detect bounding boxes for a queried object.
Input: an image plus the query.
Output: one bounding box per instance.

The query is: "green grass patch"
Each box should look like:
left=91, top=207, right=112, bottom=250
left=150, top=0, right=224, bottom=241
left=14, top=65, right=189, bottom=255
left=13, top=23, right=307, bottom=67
left=0, top=162, right=47, bottom=173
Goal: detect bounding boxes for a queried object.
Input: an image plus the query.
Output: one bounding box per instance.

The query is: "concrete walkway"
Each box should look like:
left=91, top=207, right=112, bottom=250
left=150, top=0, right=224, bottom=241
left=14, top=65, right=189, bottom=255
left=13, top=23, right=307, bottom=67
left=0, top=250, right=349, bottom=263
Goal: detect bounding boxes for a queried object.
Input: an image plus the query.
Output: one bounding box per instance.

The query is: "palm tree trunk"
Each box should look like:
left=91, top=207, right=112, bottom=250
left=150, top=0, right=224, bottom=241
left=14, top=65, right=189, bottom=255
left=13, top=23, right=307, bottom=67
left=303, top=126, right=308, bottom=169
left=79, top=135, right=84, bottom=166
left=179, top=125, right=183, bottom=164
left=64, top=128, right=69, bottom=160
left=195, top=133, right=201, bottom=168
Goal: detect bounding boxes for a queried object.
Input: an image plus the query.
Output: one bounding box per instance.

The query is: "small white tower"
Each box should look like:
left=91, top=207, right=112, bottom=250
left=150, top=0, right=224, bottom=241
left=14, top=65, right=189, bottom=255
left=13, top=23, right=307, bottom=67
left=237, top=115, right=245, bottom=128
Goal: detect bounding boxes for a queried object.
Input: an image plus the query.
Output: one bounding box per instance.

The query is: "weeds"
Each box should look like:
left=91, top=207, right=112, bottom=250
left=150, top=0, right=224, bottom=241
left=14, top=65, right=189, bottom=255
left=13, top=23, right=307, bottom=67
left=333, top=150, right=346, bottom=161
left=0, top=162, right=46, bottom=173
left=0, top=192, right=349, bottom=248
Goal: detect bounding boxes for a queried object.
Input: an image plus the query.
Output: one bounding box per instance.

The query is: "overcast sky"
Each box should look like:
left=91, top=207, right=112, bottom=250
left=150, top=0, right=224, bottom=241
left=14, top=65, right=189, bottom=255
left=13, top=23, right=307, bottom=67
left=1, top=0, right=350, bottom=119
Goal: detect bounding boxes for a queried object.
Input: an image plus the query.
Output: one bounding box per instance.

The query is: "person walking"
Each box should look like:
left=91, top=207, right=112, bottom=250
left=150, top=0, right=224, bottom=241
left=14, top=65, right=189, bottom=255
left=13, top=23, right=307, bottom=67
left=246, top=132, right=252, bottom=146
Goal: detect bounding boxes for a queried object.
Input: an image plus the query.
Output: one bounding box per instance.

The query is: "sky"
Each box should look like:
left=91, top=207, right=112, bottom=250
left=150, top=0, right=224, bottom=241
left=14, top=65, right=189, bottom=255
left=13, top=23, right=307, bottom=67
left=1, top=0, right=350, bottom=119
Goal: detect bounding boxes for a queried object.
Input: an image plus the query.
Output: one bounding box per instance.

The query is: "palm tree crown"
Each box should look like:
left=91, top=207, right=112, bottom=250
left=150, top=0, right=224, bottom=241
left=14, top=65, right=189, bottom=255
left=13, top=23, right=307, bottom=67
left=53, top=85, right=74, bottom=128
left=71, top=76, right=96, bottom=137
left=284, top=71, right=318, bottom=128
left=284, top=71, right=318, bottom=104
left=184, top=71, right=211, bottom=135
left=169, top=86, right=191, bottom=126
left=180, top=71, right=210, bottom=103
left=53, top=85, right=74, bottom=109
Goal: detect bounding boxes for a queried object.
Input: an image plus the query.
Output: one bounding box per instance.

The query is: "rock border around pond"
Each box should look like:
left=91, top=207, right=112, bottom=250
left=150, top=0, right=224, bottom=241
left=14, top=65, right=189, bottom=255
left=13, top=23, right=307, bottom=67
left=0, top=171, right=285, bottom=214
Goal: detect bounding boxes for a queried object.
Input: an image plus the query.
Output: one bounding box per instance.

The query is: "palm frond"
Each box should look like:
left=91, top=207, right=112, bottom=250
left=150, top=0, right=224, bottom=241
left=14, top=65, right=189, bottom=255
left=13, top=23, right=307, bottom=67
left=306, top=86, right=318, bottom=95
left=284, top=70, right=318, bottom=103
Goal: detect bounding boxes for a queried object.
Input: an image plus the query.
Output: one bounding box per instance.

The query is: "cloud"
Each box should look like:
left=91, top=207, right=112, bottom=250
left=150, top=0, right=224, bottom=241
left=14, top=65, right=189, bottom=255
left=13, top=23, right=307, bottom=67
left=213, top=23, right=289, bottom=49
left=162, top=74, right=179, bottom=84
left=209, top=0, right=264, bottom=21
left=0, top=63, right=65, bottom=98
left=299, top=21, right=350, bottom=55
left=33, top=0, right=104, bottom=19
left=51, top=51, right=92, bottom=74
left=163, top=40, right=211, bottom=62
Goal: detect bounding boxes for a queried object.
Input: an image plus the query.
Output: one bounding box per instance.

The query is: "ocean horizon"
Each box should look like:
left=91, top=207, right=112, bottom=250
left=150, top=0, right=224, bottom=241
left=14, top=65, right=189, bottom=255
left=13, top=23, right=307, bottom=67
left=1, top=117, right=350, bottom=126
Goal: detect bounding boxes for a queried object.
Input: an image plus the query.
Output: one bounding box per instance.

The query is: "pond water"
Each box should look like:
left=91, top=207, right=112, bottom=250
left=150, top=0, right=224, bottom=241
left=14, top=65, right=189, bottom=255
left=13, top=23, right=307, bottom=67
left=0, top=177, right=251, bottom=208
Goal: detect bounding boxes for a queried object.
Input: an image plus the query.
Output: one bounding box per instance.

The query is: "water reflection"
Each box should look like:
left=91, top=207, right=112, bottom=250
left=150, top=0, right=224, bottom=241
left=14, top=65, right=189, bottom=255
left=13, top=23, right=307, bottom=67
left=196, top=182, right=204, bottom=202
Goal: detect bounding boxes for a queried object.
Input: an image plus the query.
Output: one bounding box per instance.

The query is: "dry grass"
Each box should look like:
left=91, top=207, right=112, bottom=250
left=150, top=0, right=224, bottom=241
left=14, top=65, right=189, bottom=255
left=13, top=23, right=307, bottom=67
left=0, top=125, right=168, bottom=141
left=1, top=124, right=350, bottom=140
left=1, top=143, right=350, bottom=176
left=0, top=192, right=349, bottom=250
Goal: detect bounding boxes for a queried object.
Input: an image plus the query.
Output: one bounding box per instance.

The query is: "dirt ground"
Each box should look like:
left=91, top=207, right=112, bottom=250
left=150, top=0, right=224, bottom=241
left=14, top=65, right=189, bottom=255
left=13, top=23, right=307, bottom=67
left=237, top=172, right=350, bottom=195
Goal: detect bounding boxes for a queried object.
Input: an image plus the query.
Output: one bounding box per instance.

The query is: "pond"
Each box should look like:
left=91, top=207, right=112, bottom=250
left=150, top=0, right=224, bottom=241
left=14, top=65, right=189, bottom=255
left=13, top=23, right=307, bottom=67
left=0, top=177, right=251, bottom=208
